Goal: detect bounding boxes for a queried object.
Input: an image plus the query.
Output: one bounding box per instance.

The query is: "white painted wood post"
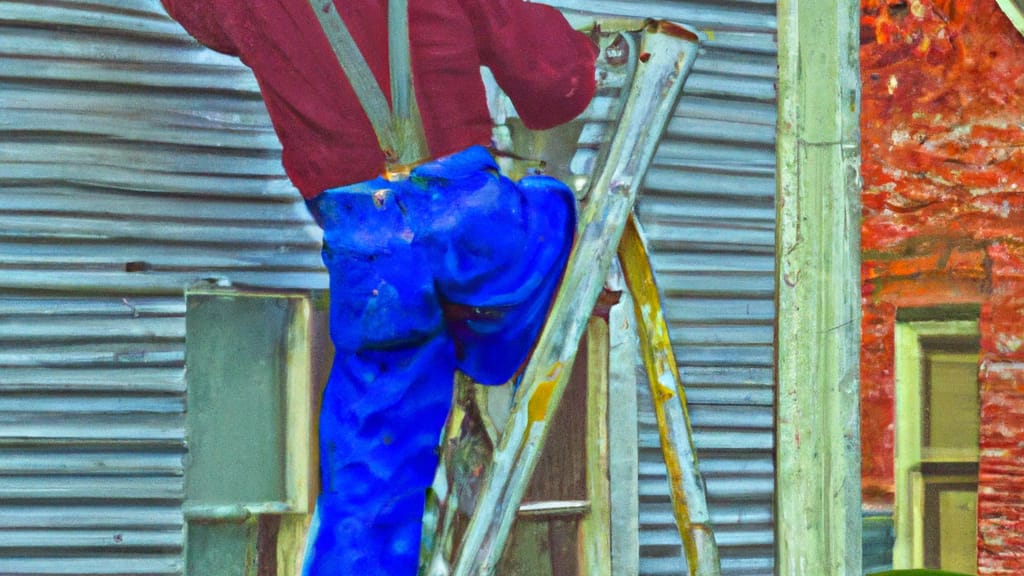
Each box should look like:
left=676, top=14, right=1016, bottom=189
left=775, top=0, right=863, bottom=573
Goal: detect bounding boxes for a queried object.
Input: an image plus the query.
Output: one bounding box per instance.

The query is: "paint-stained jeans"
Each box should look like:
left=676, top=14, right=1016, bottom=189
left=302, top=146, right=576, bottom=575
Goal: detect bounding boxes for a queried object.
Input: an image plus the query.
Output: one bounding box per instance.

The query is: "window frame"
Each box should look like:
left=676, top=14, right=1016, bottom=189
left=893, top=319, right=980, bottom=569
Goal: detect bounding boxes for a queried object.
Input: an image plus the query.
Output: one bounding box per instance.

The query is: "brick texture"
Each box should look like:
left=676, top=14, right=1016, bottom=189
left=860, top=0, right=1024, bottom=570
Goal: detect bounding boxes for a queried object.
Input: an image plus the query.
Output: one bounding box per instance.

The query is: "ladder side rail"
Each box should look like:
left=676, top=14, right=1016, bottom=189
left=446, top=23, right=700, bottom=576
left=619, top=214, right=721, bottom=576
left=420, top=22, right=641, bottom=576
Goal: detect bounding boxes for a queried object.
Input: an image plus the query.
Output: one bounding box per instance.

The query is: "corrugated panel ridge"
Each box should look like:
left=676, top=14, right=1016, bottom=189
left=0, top=1, right=325, bottom=574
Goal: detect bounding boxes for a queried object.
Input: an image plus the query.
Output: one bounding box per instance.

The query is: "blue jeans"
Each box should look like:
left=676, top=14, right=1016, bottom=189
left=302, top=146, right=576, bottom=575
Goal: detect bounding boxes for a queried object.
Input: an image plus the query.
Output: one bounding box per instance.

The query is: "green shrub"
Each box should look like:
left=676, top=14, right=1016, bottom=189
left=872, top=565, right=974, bottom=569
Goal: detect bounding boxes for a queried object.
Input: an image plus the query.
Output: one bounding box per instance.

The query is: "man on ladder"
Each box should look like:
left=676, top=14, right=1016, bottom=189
left=161, top=1, right=598, bottom=574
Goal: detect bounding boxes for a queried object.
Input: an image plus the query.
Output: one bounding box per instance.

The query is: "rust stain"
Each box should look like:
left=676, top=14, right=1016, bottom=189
left=648, top=19, right=700, bottom=43
left=619, top=215, right=707, bottom=574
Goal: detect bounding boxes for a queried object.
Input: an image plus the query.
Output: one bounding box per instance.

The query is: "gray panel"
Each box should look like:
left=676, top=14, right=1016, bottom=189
left=185, top=522, right=258, bottom=576
left=184, top=294, right=291, bottom=506
left=0, top=1, right=324, bottom=574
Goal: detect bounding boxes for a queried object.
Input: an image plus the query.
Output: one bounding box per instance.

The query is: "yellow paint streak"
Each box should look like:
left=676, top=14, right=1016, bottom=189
left=653, top=395, right=699, bottom=570
left=618, top=215, right=706, bottom=575
left=654, top=383, right=676, bottom=401
left=621, top=218, right=693, bottom=419
left=527, top=363, right=564, bottom=423
left=445, top=376, right=469, bottom=442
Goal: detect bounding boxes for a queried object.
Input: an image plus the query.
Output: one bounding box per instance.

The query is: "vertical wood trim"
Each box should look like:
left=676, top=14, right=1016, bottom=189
left=608, top=265, right=640, bottom=576
left=258, top=515, right=282, bottom=576
left=276, top=514, right=313, bottom=576
left=275, top=297, right=317, bottom=576
left=910, top=471, right=925, bottom=567
left=775, top=0, right=862, bottom=573
left=284, top=298, right=313, bottom=515
left=582, top=317, right=613, bottom=576
left=893, top=323, right=923, bottom=568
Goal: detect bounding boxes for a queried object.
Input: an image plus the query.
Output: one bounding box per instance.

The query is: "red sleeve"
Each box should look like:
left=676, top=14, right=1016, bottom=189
left=161, top=0, right=240, bottom=57
left=461, top=0, right=598, bottom=130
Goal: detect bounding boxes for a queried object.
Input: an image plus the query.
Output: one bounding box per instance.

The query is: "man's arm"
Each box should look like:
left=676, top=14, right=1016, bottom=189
left=462, top=0, right=599, bottom=131
left=161, top=0, right=240, bottom=57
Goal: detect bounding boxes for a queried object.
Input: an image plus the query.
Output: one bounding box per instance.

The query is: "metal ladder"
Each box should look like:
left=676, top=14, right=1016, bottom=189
left=421, top=19, right=720, bottom=576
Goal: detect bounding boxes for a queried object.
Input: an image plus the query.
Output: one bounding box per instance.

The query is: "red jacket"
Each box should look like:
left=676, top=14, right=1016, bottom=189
left=162, top=0, right=598, bottom=198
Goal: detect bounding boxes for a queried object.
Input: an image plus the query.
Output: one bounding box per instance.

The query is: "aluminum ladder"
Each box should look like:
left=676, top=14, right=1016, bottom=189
left=422, top=19, right=720, bottom=576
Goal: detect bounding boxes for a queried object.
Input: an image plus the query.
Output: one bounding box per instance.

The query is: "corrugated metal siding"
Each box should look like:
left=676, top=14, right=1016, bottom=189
left=0, top=1, right=325, bottom=573
left=3, top=1, right=776, bottom=574
left=550, top=2, right=778, bottom=574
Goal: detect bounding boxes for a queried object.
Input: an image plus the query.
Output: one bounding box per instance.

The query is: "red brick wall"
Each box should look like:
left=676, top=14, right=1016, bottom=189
left=860, top=0, right=1024, bottom=570
left=978, top=245, right=1024, bottom=574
